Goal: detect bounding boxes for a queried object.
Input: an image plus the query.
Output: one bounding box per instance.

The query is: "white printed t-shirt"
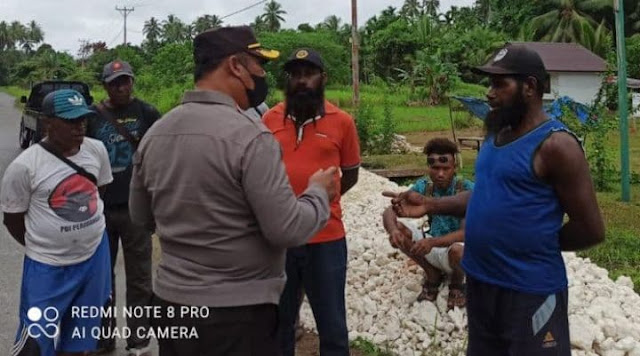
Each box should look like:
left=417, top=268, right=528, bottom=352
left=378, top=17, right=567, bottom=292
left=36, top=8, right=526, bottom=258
left=0, top=138, right=113, bottom=266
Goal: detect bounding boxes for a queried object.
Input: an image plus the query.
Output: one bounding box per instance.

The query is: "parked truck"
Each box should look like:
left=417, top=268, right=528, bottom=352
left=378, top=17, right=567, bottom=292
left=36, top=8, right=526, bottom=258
left=19, top=80, right=93, bottom=148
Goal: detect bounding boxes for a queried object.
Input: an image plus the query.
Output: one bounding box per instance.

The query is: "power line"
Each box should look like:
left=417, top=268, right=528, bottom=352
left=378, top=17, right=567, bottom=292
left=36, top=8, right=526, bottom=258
left=116, top=6, right=135, bottom=46
left=107, top=27, right=124, bottom=48
left=220, top=0, right=267, bottom=20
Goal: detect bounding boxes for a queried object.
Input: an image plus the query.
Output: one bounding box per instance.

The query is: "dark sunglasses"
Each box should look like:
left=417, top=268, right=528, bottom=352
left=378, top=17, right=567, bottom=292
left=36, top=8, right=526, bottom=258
left=427, top=156, right=452, bottom=166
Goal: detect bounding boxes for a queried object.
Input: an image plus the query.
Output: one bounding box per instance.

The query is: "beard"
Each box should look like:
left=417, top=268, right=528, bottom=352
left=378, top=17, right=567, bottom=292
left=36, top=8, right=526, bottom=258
left=284, top=82, right=325, bottom=123
left=484, top=88, right=528, bottom=137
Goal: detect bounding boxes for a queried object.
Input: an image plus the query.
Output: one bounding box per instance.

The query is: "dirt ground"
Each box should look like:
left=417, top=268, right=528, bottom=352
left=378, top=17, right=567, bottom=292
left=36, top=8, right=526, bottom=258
left=296, top=332, right=367, bottom=356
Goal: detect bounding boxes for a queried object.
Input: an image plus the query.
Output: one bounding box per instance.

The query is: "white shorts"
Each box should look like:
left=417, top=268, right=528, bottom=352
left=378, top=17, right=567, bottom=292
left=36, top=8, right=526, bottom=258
left=406, top=223, right=463, bottom=274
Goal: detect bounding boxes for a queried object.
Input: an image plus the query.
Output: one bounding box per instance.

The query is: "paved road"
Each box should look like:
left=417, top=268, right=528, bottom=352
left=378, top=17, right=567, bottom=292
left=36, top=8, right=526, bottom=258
left=0, top=92, right=159, bottom=355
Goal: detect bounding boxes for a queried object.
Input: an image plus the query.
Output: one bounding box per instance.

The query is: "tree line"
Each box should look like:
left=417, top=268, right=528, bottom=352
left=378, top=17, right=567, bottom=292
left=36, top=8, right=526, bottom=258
left=0, top=0, right=639, bottom=108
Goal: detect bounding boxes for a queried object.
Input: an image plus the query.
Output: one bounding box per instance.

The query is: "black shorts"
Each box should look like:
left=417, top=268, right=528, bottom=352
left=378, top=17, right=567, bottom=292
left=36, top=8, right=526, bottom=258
left=151, top=295, right=279, bottom=356
left=466, top=276, right=570, bottom=356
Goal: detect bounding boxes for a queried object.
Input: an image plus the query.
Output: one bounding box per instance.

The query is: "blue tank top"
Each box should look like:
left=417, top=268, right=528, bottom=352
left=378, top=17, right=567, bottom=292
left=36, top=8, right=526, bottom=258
left=463, top=119, right=576, bottom=295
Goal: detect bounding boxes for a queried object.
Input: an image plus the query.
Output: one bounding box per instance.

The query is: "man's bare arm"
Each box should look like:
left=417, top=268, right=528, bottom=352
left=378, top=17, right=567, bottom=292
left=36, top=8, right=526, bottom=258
left=340, top=167, right=359, bottom=195
left=3, top=212, right=26, bottom=246
left=382, top=190, right=471, bottom=218
left=382, top=206, right=400, bottom=234
left=536, top=132, right=605, bottom=251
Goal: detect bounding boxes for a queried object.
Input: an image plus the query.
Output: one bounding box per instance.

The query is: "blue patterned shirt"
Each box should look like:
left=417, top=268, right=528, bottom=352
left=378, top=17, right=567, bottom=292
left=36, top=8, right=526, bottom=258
left=410, top=176, right=474, bottom=237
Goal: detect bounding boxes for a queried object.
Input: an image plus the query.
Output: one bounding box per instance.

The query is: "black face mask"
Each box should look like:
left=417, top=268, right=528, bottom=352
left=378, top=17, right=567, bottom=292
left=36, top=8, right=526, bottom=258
left=241, top=64, right=269, bottom=109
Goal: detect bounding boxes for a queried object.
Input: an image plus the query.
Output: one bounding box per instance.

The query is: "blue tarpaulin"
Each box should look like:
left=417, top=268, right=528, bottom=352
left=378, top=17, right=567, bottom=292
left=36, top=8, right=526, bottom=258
left=451, top=96, right=590, bottom=124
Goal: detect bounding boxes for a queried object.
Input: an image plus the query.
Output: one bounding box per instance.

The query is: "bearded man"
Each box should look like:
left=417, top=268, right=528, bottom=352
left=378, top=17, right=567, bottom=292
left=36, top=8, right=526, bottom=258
left=384, top=44, right=604, bottom=356
left=262, top=48, right=361, bottom=356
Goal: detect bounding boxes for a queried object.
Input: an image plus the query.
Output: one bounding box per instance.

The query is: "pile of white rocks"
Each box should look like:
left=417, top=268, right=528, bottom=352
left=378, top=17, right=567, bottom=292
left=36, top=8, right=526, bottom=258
left=390, top=134, right=416, bottom=154
left=297, top=170, right=640, bottom=356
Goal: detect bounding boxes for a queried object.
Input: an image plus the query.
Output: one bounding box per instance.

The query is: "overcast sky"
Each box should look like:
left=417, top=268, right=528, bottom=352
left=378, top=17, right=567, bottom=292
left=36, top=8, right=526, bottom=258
left=0, top=0, right=474, bottom=55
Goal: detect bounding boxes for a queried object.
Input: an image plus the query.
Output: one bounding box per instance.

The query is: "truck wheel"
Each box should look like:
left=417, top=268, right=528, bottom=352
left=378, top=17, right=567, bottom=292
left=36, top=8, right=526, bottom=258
left=19, top=119, right=32, bottom=149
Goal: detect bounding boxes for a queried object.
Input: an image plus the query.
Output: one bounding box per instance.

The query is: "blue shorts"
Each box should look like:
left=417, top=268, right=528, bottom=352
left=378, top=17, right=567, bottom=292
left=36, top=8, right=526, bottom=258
left=12, top=232, right=111, bottom=356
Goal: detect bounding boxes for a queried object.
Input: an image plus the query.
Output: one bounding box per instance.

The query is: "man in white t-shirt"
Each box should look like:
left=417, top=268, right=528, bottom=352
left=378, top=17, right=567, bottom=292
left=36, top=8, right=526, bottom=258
left=1, top=89, right=113, bottom=356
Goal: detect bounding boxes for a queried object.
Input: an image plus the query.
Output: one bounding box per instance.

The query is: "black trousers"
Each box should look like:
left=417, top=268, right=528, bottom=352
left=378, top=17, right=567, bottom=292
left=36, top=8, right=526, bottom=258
left=152, top=295, right=280, bottom=356
left=98, top=205, right=153, bottom=350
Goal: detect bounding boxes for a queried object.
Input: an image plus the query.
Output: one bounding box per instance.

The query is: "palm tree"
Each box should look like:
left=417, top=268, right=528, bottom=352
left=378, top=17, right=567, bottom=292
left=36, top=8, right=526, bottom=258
left=530, top=0, right=611, bottom=43
left=0, top=21, right=10, bottom=50
left=322, top=15, right=341, bottom=32
left=442, top=6, right=460, bottom=25
left=193, top=15, right=223, bottom=35
left=162, top=15, right=188, bottom=43
left=401, top=0, right=423, bottom=20
left=19, top=21, right=43, bottom=54
left=630, top=1, right=640, bottom=31
left=579, top=20, right=611, bottom=57
left=8, top=21, right=26, bottom=50
left=185, top=24, right=195, bottom=40
left=143, top=17, right=162, bottom=44
left=423, top=0, right=440, bottom=18
left=474, top=0, right=492, bottom=24
left=27, top=21, right=43, bottom=44
left=251, top=16, right=268, bottom=33
left=261, top=0, right=286, bottom=32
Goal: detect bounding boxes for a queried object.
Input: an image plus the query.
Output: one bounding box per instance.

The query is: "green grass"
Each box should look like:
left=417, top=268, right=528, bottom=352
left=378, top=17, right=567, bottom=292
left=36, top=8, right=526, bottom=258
left=323, top=82, right=486, bottom=133
left=350, top=338, right=395, bottom=356
left=1, top=85, right=28, bottom=98
left=578, top=186, right=640, bottom=290
left=0, top=86, right=29, bottom=107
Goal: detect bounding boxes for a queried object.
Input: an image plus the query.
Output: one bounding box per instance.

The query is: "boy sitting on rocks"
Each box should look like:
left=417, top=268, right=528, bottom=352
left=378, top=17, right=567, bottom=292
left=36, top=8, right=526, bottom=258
left=382, top=138, right=474, bottom=309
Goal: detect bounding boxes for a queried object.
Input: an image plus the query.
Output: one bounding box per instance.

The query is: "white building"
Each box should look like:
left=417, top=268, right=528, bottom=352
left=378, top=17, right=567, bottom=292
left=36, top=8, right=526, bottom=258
left=515, top=42, right=608, bottom=105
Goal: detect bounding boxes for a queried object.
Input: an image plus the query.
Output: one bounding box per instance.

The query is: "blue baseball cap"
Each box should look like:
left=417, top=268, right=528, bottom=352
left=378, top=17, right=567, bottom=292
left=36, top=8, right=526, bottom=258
left=42, top=89, right=95, bottom=120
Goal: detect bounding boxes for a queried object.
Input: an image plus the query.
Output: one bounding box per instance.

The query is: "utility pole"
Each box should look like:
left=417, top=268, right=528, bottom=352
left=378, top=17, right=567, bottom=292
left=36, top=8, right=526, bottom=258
left=614, top=0, right=630, bottom=202
left=351, top=0, right=360, bottom=108
left=116, top=6, right=135, bottom=46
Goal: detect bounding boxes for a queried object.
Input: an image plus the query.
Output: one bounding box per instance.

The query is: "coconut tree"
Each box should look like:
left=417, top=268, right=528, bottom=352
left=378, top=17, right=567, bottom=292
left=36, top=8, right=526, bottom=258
left=474, top=0, right=492, bottom=24
left=401, top=0, right=423, bottom=20
left=630, top=1, right=640, bottom=31
left=423, top=0, right=440, bottom=18
left=143, top=17, right=162, bottom=44
left=579, top=20, right=611, bottom=57
left=162, top=15, right=188, bottom=43
left=8, top=21, right=26, bottom=50
left=529, top=0, right=611, bottom=43
left=321, top=15, right=341, bottom=32
left=27, top=21, right=43, bottom=43
left=193, top=15, right=223, bottom=35
left=19, top=21, right=43, bottom=54
left=251, top=16, right=267, bottom=33
left=261, top=0, right=286, bottom=32
left=0, top=21, right=10, bottom=50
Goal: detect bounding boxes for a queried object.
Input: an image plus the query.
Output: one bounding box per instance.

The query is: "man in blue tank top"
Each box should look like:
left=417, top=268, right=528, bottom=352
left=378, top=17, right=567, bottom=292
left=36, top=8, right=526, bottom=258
left=384, top=43, right=605, bottom=356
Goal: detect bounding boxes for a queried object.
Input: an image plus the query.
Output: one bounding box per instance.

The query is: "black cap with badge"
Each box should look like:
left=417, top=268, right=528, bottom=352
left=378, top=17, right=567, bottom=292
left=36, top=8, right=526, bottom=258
left=102, top=60, right=135, bottom=83
left=284, top=48, right=325, bottom=72
left=193, top=26, right=279, bottom=64
left=473, top=43, right=547, bottom=85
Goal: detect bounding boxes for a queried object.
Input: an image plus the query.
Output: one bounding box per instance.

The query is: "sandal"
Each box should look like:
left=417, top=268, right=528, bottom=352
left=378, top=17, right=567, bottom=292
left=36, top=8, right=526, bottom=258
left=447, top=283, right=466, bottom=310
left=417, top=280, right=441, bottom=302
